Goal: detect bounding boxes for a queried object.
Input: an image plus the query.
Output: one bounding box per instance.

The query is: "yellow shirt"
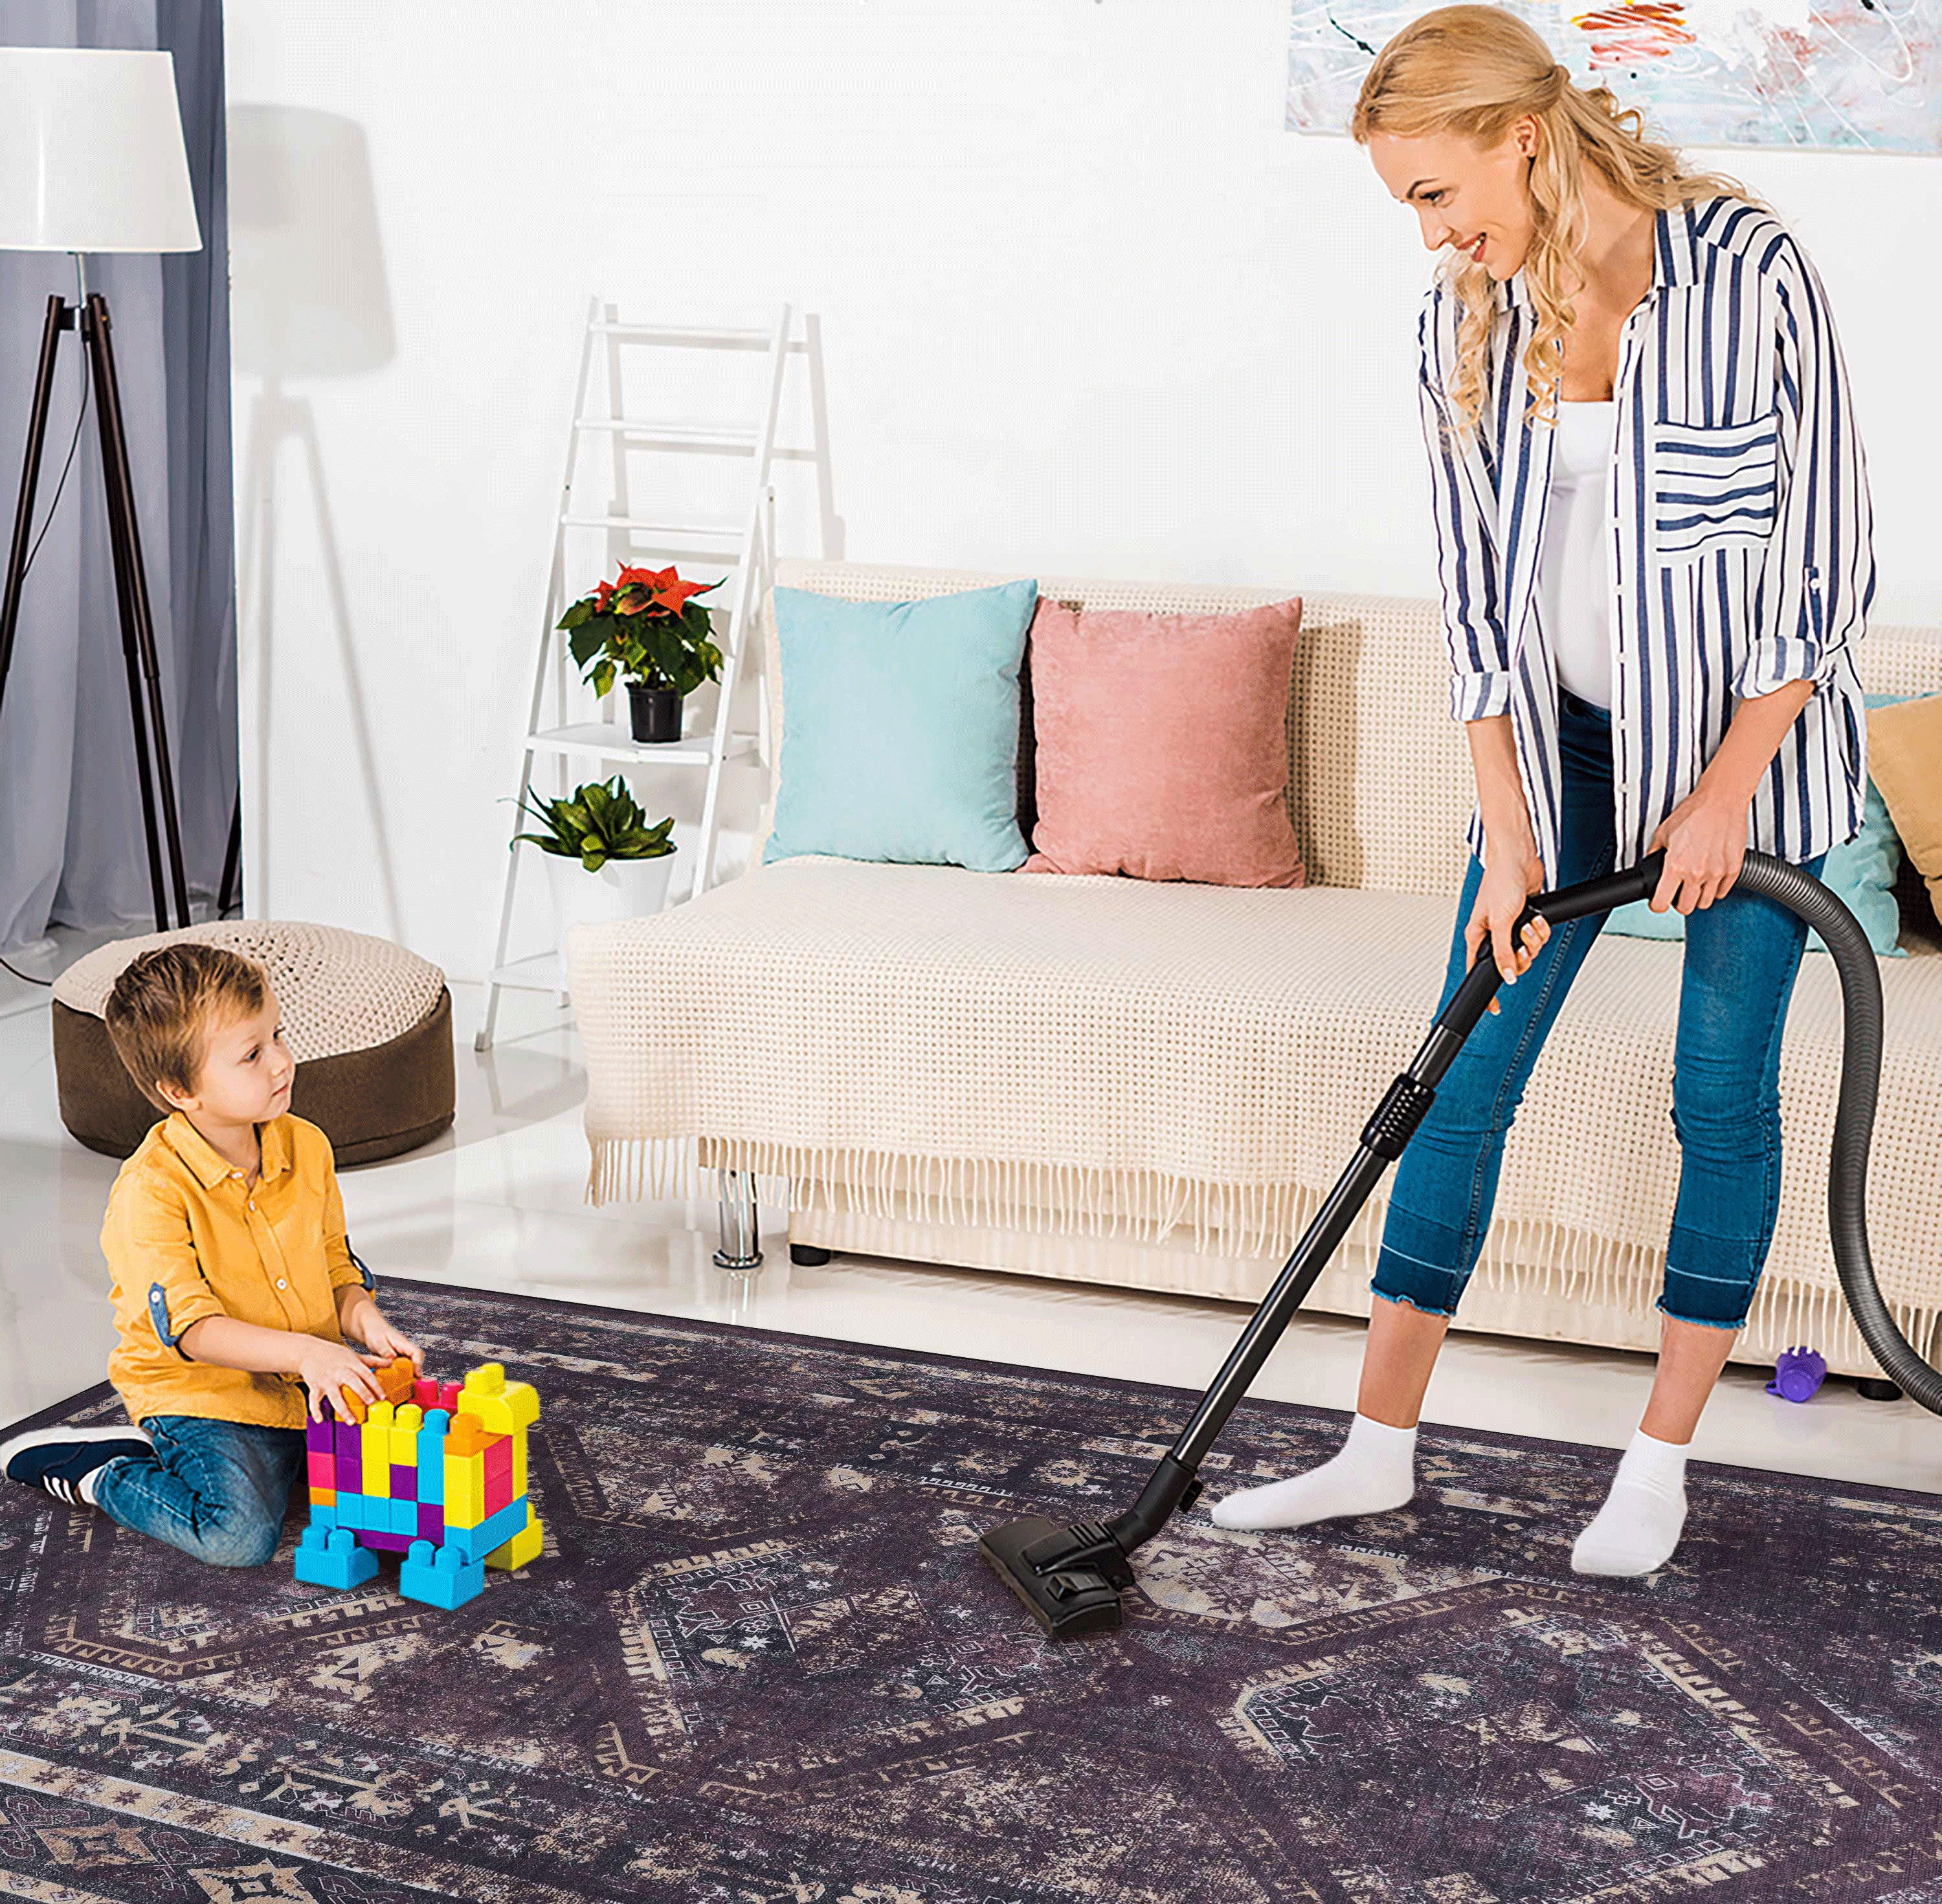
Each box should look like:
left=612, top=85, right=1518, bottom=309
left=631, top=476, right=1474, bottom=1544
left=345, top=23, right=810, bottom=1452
left=102, top=1111, right=369, bottom=1430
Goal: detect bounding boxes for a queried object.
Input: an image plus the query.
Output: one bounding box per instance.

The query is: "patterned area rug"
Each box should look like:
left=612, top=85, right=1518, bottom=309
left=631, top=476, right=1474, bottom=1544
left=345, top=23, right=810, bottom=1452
left=3, top=1278, right=1941, bottom=1903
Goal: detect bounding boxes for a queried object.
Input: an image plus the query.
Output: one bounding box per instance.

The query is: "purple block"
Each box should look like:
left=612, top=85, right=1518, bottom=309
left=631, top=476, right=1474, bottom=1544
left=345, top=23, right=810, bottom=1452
left=305, top=1418, right=334, bottom=1453
left=333, top=1423, right=361, bottom=1459
left=390, top=1464, right=418, bottom=1501
left=334, top=1456, right=361, bottom=1492
left=360, top=1530, right=416, bottom=1553
left=417, top=1504, right=444, bottom=1544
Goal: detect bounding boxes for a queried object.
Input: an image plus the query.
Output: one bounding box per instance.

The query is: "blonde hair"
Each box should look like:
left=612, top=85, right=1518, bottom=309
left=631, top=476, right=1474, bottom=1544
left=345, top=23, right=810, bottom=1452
left=1350, top=5, right=1770, bottom=447
left=104, top=942, right=270, bottom=1111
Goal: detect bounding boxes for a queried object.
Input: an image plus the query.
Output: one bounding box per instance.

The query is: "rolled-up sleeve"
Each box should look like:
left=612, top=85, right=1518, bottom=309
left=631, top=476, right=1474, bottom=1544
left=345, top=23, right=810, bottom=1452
left=1418, top=293, right=1512, bottom=722
left=102, top=1172, right=227, bottom=1358
left=1739, top=236, right=1875, bottom=700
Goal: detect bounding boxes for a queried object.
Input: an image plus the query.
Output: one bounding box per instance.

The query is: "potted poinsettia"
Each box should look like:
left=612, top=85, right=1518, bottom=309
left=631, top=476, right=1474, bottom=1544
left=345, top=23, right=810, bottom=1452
left=512, top=775, right=680, bottom=956
left=558, top=561, right=726, bottom=743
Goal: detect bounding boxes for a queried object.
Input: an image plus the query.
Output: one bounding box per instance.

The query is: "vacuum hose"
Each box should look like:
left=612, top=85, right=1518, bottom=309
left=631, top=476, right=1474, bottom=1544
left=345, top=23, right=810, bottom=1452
left=1687, top=850, right=1937, bottom=1412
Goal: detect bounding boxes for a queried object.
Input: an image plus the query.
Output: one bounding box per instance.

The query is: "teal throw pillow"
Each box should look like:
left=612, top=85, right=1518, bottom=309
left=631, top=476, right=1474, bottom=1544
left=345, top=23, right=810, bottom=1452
left=1605, top=692, right=1908, bottom=957
left=763, top=579, right=1038, bottom=872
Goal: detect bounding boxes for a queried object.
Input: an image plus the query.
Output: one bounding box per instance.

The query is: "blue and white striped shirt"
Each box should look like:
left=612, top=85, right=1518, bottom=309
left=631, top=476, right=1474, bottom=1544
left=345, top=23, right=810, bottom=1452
left=1418, top=194, right=1875, bottom=890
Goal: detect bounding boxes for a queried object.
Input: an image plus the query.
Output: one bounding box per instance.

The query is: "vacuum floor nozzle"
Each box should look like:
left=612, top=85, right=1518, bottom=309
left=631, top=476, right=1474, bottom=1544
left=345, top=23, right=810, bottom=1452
left=978, top=1515, right=1127, bottom=1638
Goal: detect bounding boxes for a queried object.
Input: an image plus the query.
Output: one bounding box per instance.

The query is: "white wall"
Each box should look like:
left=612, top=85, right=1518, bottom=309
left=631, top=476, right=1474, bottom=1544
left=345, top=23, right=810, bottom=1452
left=225, top=0, right=1942, bottom=987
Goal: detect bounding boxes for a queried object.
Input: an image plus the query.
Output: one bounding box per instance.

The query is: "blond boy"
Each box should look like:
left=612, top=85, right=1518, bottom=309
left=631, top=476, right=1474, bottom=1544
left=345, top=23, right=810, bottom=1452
left=1, top=942, right=421, bottom=1565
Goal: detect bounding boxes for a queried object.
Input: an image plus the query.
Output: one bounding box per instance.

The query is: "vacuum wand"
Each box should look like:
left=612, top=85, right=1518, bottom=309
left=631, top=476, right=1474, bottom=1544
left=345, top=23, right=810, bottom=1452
left=981, top=847, right=1910, bottom=1638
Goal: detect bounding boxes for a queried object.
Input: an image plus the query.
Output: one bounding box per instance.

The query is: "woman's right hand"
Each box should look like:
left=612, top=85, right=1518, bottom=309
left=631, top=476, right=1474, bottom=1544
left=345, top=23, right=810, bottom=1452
left=1464, top=841, right=1552, bottom=1015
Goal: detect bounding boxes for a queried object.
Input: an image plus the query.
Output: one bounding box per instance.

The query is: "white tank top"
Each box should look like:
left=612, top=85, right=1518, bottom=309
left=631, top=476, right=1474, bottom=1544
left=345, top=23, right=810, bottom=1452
left=1537, top=398, right=1617, bottom=710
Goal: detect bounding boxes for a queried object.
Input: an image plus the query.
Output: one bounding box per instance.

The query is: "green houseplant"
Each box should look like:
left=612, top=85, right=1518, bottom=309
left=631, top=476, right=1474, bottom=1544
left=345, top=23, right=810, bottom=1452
left=558, top=562, right=726, bottom=743
left=512, top=775, right=680, bottom=952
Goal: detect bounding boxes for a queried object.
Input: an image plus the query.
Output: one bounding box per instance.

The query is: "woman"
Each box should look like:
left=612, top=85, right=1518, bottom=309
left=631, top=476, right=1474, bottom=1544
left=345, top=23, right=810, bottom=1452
left=1213, top=6, right=1875, bottom=1576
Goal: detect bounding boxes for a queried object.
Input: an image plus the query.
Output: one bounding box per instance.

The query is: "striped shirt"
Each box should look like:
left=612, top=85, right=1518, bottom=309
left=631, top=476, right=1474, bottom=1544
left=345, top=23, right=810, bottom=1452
left=1418, top=194, right=1875, bottom=889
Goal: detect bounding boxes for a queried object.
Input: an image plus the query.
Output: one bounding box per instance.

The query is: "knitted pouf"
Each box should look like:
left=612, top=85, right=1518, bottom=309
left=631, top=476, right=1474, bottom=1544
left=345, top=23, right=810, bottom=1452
left=51, top=920, right=455, bottom=1165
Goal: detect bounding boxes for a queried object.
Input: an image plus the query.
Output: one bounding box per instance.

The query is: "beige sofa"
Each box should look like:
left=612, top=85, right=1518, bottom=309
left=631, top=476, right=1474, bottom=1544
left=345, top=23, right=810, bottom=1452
left=568, top=559, right=1942, bottom=1380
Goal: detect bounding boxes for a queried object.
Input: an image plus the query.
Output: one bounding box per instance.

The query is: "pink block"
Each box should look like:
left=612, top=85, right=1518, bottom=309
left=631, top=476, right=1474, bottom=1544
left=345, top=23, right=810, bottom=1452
left=307, top=1452, right=335, bottom=1487
left=483, top=1466, right=513, bottom=1516
left=482, top=1435, right=512, bottom=1479
left=414, top=1377, right=440, bottom=1410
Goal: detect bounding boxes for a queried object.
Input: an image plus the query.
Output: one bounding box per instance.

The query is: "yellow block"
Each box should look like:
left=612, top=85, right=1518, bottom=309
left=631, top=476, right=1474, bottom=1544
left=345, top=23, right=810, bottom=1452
left=458, top=1362, right=540, bottom=1435
left=485, top=1506, right=543, bottom=1572
left=361, top=1424, right=390, bottom=1498
left=444, top=1454, right=484, bottom=1527
left=391, top=1403, right=423, bottom=1465
left=511, top=1427, right=526, bottom=1498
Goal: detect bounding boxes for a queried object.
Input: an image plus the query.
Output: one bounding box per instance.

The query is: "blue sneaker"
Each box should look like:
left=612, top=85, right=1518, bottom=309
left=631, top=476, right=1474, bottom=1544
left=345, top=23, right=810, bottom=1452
left=0, top=1425, right=152, bottom=1507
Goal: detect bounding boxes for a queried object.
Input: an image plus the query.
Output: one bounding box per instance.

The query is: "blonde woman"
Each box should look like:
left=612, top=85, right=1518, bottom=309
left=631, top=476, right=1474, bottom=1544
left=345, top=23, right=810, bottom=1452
left=1214, top=6, right=1874, bottom=1575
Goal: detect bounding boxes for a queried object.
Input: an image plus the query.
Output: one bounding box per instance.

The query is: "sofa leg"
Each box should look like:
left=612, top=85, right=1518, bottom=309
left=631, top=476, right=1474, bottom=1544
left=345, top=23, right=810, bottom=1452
left=790, top=1243, right=832, bottom=1268
left=713, top=1169, right=762, bottom=1271
left=1855, top=1377, right=1903, bottom=1402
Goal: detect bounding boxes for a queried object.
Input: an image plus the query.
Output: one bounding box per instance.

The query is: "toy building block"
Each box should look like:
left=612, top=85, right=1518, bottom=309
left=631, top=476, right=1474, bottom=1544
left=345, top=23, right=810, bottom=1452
left=486, top=1503, right=544, bottom=1572
left=293, top=1356, right=539, bottom=1606
left=399, top=1537, right=485, bottom=1610
left=458, top=1362, right=540, bottom=1437
left=295, top=1525, right=379, bottom=1591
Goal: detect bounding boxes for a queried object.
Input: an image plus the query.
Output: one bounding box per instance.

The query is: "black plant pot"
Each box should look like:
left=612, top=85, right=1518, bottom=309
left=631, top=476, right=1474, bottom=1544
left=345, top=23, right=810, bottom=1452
left=627, top=683, right=683, bottom=744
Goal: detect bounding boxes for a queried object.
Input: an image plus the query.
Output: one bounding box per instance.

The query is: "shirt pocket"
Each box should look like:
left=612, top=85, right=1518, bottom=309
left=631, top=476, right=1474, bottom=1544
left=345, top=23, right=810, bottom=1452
left=1652, top=410, right=1780, bottom=562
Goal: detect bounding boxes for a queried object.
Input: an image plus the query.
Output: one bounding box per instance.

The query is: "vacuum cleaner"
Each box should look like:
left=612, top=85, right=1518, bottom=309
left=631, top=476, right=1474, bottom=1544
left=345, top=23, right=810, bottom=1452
left=981, top=847, right=1936, bottom=1638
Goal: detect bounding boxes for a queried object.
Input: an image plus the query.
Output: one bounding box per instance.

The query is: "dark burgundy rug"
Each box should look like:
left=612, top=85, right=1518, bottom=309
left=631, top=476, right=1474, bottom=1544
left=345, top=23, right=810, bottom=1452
left=3, top=1278, right=1941, bottom=1903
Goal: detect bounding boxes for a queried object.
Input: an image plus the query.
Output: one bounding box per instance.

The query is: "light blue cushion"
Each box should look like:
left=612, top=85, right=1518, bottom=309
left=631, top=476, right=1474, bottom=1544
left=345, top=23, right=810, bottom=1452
left=763, top=579, right=1038, bottom=873
left=1605, top=692, right=1908, bottom=957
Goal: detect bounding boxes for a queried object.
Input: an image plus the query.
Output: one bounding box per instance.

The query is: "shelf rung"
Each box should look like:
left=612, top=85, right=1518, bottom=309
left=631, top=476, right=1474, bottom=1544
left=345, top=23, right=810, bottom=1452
left=489, top=951, right=567, bottom=993
left=526, top=724, right=761, bottom=767
left=574, top=420, right=761, bottom=446
left=561, top=515, right=745, bottom=540
left=587, top=322, right=807, bottom=352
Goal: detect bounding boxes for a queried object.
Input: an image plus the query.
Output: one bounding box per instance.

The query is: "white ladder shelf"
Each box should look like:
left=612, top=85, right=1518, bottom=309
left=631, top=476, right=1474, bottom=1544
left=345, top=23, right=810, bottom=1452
left=476, top=299, right=834, bottom=1052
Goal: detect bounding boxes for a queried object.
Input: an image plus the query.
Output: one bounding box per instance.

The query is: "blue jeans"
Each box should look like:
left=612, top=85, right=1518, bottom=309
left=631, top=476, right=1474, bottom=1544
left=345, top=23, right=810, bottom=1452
left=91, top=1415, right=306, bottom=1567
left=1372, top=687, right=1827, bottom=1333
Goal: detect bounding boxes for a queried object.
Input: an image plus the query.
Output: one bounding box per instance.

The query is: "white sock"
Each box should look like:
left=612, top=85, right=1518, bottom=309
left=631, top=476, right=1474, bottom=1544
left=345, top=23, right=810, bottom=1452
left=1571, top=1428, right=1689, bottom=1577
left=1210, top=1412, right=1417, bottom=1531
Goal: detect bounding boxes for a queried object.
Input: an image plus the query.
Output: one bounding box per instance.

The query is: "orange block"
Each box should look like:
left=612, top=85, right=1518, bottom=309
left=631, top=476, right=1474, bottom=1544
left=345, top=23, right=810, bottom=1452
left=338, top=1389, right=368, bottom=1424
left=375, top=1355, right=416, bottom=1404
left=446, top=1412, right=489, bottom=1458
left=309, top=1487, right=336, bottom=1506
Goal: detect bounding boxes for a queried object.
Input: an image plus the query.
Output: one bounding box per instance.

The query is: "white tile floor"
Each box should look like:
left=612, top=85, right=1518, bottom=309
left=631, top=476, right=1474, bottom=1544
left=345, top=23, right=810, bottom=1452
left=3, top=931, right=1937, bottom=1497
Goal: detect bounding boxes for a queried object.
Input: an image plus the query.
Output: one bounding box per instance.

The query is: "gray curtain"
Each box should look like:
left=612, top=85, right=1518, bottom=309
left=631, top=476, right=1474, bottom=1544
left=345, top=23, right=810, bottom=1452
left=0, top=0, right=236, bottom=951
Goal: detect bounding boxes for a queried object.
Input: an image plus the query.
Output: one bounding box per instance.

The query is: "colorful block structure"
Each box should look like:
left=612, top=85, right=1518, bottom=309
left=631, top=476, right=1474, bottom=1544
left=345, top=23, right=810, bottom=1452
left=293, top=1355, right=543, bottom=1609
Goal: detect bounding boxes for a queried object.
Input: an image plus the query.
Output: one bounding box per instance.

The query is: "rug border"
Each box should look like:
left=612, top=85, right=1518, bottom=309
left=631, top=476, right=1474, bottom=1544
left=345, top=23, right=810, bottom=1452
left=5, top=1274, right=1937, bottom=1512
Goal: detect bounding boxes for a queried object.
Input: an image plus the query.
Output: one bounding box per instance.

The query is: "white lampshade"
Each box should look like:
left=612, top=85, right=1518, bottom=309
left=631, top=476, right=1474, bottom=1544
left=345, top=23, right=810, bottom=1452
left=0, top=48, right=201, bottom=253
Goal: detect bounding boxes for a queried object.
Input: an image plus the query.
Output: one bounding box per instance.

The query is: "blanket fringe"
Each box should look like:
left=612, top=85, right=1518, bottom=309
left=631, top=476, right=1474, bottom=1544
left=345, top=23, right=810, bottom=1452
left=585, top=1134, right=1939, bottom=1362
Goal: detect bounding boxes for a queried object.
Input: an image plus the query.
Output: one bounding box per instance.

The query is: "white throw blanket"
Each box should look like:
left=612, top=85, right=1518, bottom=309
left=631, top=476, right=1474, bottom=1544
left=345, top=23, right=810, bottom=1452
left=570, top=858, right=1942, bottom=1338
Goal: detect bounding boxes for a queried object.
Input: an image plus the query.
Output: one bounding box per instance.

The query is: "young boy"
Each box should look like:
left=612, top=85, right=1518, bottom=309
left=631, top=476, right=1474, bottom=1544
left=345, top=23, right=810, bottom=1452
left=0, top=941, right=423, bottom=1566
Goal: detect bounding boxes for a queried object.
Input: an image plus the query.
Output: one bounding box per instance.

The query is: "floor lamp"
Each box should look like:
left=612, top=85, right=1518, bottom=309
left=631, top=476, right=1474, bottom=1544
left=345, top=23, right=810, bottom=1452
left=0, top=49, right=205, bottom=935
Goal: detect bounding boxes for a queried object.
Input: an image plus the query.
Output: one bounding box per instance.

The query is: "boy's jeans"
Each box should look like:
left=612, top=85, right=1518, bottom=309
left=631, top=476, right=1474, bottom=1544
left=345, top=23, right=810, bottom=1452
left=91, top=1415, right=306, bottom=1567
left=1372, top=687, right=1828, bottom=1333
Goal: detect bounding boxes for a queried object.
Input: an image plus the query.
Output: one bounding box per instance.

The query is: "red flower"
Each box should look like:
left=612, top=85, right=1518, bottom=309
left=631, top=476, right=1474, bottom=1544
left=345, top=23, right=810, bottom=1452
left=593, top=580, right=615, bottom=612
left=615, top=561, right=719, bottom=618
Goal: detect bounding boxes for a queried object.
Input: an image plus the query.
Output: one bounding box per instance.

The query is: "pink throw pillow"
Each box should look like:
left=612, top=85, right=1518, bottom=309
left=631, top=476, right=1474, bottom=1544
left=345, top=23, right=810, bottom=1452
left=1020, top=597, right=1306, bottom=887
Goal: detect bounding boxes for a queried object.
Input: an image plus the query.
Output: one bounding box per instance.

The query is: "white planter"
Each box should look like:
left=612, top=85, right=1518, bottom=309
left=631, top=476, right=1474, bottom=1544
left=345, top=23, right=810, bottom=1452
left=542, top=852, right=677, bottom=964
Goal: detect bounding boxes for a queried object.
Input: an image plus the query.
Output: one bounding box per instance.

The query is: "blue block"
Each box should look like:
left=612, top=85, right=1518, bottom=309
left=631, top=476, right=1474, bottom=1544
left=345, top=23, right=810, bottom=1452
left=293, top=1525, right=380, bottom=1592
left=449, top=1498, right=529, bottom=1564
left=416, top=1413, right=448, bottom=1503
left=307, top=1503, right=339, bottom=1530
left=391, top=1499, right=416, bottom=1534
left=339, top=1494, right=367, bottom=1531
left=397, top=1536, right=484, bottom=1610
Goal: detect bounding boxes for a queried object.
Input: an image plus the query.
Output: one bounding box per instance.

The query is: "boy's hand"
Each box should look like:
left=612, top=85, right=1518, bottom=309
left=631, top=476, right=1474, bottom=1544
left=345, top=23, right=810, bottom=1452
left=355, top=1309, right=423, bottom=1375
left=296, top=1339, right=387, bottom=1422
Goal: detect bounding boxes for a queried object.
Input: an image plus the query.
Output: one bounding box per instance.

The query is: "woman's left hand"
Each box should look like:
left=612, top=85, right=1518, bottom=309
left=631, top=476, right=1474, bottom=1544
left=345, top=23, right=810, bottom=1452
left=1647, top=787, right=1750, bottom=914
left=356, top=1310, right=425, bottom=1375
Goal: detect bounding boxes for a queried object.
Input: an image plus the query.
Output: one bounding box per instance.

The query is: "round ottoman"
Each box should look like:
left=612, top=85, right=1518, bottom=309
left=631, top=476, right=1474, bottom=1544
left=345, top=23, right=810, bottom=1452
left=52, top=920, right=455, bottom=1165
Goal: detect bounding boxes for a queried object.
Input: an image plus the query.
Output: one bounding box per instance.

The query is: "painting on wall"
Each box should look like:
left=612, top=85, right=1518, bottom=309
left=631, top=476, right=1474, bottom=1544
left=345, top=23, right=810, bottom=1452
left=1287, top=0, right=1941, bottom=153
